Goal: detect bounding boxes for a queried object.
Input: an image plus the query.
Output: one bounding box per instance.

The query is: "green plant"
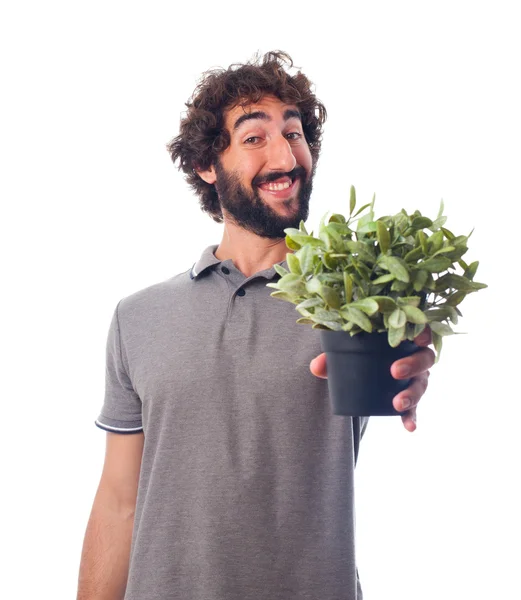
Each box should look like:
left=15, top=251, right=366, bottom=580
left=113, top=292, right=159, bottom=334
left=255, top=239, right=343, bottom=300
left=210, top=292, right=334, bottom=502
left=267, top=186, right=487, bottom=360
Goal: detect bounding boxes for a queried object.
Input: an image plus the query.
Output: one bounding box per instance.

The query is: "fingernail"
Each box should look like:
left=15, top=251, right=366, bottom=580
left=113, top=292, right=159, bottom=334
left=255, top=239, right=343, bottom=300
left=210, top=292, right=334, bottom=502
left=401, top=397, right=411, bottom=410
left=396, top=365, right=410, bottom=378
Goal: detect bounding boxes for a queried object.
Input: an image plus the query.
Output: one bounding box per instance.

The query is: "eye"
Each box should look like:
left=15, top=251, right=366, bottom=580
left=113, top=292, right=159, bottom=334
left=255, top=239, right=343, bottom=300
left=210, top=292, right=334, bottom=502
left=286, top=132, right=302, bottom=140
left=244, top=136, right=261, bottom=144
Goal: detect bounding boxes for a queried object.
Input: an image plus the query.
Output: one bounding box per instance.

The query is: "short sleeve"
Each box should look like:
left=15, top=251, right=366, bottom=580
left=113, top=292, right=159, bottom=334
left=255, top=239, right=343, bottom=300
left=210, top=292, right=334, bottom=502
left=94, top=301, right=143, bottom=434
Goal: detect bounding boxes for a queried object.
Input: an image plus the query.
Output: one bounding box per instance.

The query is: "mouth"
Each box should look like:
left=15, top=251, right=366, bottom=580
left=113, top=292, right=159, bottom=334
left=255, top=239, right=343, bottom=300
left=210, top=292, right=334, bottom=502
left=257, top=175, right=299, bottom=200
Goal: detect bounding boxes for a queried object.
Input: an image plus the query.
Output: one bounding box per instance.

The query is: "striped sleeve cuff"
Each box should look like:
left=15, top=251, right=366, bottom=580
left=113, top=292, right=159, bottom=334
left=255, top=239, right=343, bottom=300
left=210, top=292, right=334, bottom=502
left=94, top=416, right=143, bottom=434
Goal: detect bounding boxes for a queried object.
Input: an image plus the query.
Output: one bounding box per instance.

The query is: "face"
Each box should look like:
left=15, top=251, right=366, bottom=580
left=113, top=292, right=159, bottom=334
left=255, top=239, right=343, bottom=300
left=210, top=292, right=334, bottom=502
left=202, top=95, right=315, bottom=239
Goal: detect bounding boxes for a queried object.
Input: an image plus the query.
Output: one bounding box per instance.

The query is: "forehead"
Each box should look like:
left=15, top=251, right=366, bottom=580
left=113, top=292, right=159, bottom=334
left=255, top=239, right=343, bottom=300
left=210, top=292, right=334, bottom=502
left=224, top=95, right=301, bottom=132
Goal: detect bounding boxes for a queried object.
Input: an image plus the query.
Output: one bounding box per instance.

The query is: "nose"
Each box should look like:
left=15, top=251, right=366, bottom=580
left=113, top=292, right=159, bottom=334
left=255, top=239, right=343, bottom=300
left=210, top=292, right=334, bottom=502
left=266, top=133, right=297, bottom=173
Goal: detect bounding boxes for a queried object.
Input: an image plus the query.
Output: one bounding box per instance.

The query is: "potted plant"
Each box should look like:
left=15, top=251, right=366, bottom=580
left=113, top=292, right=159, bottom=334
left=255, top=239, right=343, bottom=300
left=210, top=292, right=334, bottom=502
left=267, top=186, right=487, bottom=417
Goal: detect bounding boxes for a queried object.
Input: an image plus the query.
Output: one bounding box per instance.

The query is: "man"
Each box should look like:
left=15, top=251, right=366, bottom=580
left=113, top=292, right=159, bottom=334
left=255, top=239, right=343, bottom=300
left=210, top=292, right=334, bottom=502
left=77, top=50, right=434, bottom=600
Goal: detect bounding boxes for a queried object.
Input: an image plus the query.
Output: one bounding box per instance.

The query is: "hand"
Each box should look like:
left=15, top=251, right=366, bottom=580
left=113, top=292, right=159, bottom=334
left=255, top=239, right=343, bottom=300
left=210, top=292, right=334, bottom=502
left=309, top=326, right=435, bottom=432
left=389, top=326, right=435, bottom=432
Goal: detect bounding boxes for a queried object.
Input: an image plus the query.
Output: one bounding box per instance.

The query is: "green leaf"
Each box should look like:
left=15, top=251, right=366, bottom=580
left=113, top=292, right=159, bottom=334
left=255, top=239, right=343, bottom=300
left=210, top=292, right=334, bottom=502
left=424, top=306, right=459, bottom=324
left=297, top=244, right=314, bottom=277
left=377, top=221, right=391, bottom=254
left=391, top=279, right=409, bottom=292
left=286, top=252, right=301, bottom=274
left=416, top=256, right=453, bottom=273
left=324, top=223, right=343, bottom=245
left=411, top=217, right=433, bottom=229
left=429, top=321, right=455, bottom=336
left=319, top=230, right=332, bottom=251
left=389, top=308, right=407, bottom=328
left=402, top=305, right=427, bottom=324
left=296, top=317, right=315, bottom=325
left=349, top=185, right=356, bottom=216
left=319, top=273, right=344, bottom=284
left=372, top=296, right=398, bottom=313
left=397, top=296, right=421, bottom=307
left=432, top=331, right=443, bottom=362
left=441, top=227, right=455, bottom=241
left=284, top=230, right=326, bottom=248
left=372, top=273, right=395, bottom=285
left=404, top=247, right=423, bottom=262
left=379, top=255, right=410, bottom=282
left=344, top=272, right=353, bottom=304
left=435, top=273, right=482, bottom=293
left=312, top=320, right=343, bottom=331
left=285, top=235, right=301, bottom=251
left=356, top=218, right=378, bottom=233
left=431, top=245, right=456, bottom=257
left=274, top=264, right=289, bottom=277
left=315, top=307, right=342, bottom=322
left=452, top=235, right=469, bottom=246
left=445, top=290, right=467, bottom=306
left=299, top=220, right=309, bottom=235
left=269, top=290, right=295, bottom=302
left=388, top=324, right=406, bottom=347
left=348, top=298, right=379, bottom=315
left=341, top=307, right=373, bottom=333
left=296, top=297, right=323, bottom=310
left=463, top=261, right=479, bottom=280
left=417, top=230, right=428, bottom=255
left=276, top=273, right=306, bottom=295
left=428, top=230, right=444, bottom=254
left=413, top=322, right=427, bottom=338
left=444, top=246, right=469, bottom=261
left=352, top=202, right=372, bottom=219
left=321, top=251, right=337, bottom=269
left=437, top=198, right=444, bottom=219
left=428, top=216, right=447, bottom=232
left=345, top=241, right=376, bottom=264
left=321, top=285, right=342, bottom=309
left=305, top=277, right=322, bottom=295
left=413, top=269, right=429, bottom=292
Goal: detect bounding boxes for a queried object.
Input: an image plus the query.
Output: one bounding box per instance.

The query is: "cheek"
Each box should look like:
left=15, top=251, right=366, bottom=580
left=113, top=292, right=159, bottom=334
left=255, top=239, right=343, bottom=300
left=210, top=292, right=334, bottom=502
left=296, top=147, right=313, bottom=175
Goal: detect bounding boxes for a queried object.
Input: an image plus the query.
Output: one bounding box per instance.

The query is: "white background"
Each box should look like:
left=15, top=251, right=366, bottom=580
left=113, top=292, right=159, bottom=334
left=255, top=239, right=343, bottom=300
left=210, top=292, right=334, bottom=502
left=1, top=1, right=519, bottom=598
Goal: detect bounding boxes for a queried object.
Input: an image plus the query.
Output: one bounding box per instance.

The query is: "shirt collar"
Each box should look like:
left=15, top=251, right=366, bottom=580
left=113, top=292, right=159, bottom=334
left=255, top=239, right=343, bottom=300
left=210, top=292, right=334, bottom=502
left=190, top=244, right=288, bottom=281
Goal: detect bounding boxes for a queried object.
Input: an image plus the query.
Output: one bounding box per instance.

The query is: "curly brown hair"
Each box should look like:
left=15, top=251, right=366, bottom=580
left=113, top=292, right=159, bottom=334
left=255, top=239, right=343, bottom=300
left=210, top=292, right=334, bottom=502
left=166, top=50, right=327, bottom=223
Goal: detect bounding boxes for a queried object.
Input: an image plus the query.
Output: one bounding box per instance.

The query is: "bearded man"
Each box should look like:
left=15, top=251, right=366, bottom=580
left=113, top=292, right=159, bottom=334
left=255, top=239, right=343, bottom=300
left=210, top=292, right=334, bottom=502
left=77, top=50, right=434, bottom=600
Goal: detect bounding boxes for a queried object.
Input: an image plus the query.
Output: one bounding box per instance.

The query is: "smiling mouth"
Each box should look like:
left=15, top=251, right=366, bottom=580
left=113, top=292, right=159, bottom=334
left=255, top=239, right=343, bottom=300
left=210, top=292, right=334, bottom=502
left=257, top=176, right=299, bottom=199
left=257, top=173, right=298, bottom=192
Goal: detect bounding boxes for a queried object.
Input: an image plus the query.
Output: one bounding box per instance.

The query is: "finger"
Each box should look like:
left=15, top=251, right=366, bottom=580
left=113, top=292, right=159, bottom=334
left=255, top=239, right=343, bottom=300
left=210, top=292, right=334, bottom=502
left=310, top=353, right=327, bottom=379
left=393, top=373, right=429, bottom=412
left=401, top=406, right=417, bottom=432
left=391, top=347, right=435, bottom=379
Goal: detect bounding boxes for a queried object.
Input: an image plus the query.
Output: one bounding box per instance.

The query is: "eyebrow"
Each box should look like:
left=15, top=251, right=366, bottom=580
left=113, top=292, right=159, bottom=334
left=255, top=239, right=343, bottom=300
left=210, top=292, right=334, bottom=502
left=232, top=108, right=302, bottom=132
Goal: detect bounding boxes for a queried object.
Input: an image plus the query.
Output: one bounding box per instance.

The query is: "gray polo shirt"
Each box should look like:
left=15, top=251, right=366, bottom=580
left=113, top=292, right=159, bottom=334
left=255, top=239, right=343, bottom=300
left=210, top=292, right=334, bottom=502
left=95, top=244, right=369, bottom=600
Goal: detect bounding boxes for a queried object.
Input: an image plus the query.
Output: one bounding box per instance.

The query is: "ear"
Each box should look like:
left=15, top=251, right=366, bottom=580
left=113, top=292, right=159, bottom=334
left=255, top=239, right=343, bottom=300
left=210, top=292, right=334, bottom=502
left=195, top=164, right=217, bottom=185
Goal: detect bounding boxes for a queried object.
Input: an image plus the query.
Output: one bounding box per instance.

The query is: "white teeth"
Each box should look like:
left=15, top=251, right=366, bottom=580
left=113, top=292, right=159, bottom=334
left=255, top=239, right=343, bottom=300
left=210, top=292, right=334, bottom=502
left=264, top=181, right=292, bottom=191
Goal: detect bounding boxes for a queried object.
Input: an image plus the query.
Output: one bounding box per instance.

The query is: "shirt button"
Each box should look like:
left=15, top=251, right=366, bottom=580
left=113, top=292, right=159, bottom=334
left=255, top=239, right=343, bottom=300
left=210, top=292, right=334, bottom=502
left=237, top=288, right=246, bottom=296
left=221, top=266, right=230, bottom=274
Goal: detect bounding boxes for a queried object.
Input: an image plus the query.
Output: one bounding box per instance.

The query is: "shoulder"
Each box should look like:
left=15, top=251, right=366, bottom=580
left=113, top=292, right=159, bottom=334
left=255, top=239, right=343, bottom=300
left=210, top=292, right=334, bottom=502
left=117, top=268, right=192, bottom=322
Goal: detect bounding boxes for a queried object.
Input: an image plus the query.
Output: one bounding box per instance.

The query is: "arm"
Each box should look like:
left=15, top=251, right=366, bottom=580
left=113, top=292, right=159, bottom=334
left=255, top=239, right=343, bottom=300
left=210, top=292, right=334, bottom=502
left=76, top=431, right=144, bottom=600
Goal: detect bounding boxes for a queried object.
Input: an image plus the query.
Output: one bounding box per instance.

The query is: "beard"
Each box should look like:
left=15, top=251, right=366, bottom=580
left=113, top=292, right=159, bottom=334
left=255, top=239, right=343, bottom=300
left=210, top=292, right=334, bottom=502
left=213, top=158, right=315, bottom=239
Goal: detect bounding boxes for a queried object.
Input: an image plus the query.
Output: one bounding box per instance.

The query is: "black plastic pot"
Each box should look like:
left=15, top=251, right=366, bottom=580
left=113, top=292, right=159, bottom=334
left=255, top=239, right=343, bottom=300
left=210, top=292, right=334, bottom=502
left=319, top=330, right=420, bottom=416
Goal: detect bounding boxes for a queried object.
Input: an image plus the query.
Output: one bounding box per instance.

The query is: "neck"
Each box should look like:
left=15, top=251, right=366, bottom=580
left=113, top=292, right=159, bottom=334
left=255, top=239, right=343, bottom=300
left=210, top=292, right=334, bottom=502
left=215, top=221, right=292, bottom=278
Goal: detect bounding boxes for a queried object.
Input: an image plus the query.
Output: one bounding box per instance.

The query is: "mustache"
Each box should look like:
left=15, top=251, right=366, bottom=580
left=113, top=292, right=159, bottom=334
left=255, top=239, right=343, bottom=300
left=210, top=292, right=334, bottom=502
left=253, top=165, right=307, bottom=186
